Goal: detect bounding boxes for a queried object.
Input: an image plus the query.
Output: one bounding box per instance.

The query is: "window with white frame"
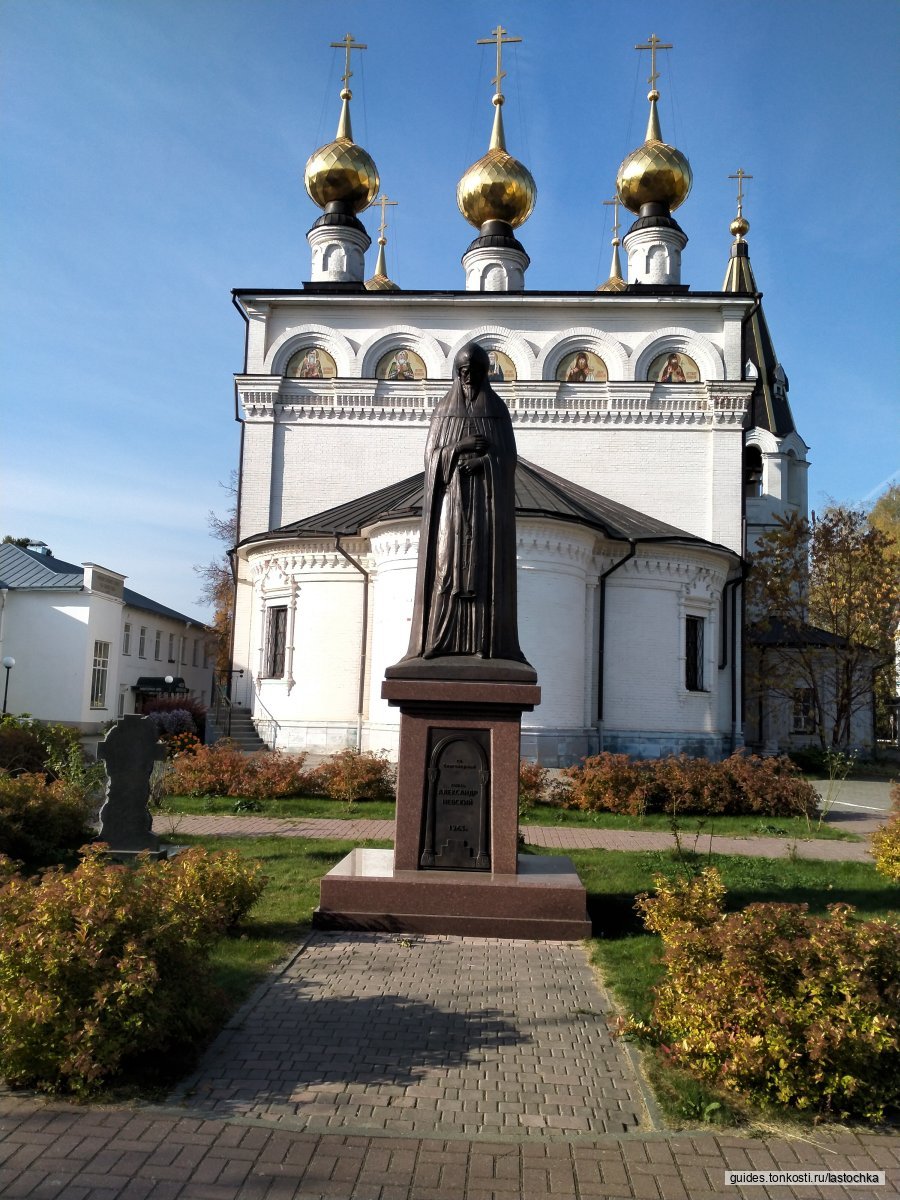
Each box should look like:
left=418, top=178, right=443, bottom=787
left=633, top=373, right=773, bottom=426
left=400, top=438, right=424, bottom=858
left=154, top=630, right=162, bottom=661
left=264, top=606, right=288, bottom=678
left=192, top=638, right=199, bottom=667
left=685, top=616, right=705, bottom=692
left=90, top=641, right=110, bottom=708
left=167, top=633, right=175, bottom=662
left=138, top=626, right=147, bottom=658
left=792, top=687, right=816, bottom=734
left=122, top=622, right=132, bottom=655
left=181, top=636, right=187, bottom=665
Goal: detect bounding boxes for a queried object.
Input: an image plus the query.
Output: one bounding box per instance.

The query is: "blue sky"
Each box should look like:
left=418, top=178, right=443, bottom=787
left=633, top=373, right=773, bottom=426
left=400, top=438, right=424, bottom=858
left=2, top=0, right=898, bottom=620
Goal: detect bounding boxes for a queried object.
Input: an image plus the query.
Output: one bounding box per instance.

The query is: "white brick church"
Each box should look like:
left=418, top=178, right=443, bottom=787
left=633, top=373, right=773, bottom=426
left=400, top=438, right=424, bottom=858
left=227, top=33, right=808, bottom=765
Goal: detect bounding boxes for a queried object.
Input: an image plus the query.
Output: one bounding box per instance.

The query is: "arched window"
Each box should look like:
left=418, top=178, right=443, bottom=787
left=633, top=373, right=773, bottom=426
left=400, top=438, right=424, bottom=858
left=743, top=446, right=763, bottom=498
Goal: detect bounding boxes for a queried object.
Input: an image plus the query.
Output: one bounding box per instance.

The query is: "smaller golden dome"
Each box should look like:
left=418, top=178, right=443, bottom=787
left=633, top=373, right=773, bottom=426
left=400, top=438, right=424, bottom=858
left=730, top=214, right=750, bottom=239
left=305, top=137, right=379, bottom=213
left=616, top=94, right=692, bottom=214
left=457, top=148, right=536, bottom=229
left=365, top=236, right=398, bottom=291
left=617, top=140, right=692, bottom=214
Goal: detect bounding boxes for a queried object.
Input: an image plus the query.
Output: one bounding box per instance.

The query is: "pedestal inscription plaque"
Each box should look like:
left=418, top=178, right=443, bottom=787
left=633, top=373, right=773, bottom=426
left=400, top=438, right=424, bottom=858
left=420, top=729, right=490, bottom=870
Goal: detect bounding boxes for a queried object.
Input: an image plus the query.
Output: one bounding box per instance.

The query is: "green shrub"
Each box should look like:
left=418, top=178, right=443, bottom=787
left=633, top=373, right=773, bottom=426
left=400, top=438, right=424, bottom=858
left=0, top=844, right=265, bottom=1095
left=872, top=782, right=900, bottom=883
left=560, top=752, right=818, bottom=819
left=0, top=772, right=95, bottom=865
left=624, top=868, right=900, bottom=1121
left=164, top=742, right=312, bottom=799
left=0, top=715, right=88, bottom=779
left=311, top=748, right=395, bottom=806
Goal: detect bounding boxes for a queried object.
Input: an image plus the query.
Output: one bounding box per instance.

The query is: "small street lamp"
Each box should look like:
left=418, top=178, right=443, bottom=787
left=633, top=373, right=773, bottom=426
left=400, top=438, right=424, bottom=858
left=164, top=674, right=175, bottom=694
left=2, top=657, right=15, bottom=715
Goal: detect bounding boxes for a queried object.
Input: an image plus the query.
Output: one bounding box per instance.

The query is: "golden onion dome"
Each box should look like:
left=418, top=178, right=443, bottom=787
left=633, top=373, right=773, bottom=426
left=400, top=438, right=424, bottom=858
left=304, top=89, right=380, bottom=213
left=616, top=91, right=692, bottom=214
left=457, top=96, right=536, bottom=229
left=730, top=214, right=750, bottom=239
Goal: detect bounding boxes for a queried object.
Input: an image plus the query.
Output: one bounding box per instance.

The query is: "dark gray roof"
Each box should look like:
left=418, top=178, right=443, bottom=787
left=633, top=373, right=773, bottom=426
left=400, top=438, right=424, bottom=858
left=0, top=543, right=84, bottom=589
left=0, top=544, right=201, bottom=626
left=722, top=241, right=796, bottom=438
left=239, top=459, right=736, bottom=557
left=747, top=618, right=876, bottom=654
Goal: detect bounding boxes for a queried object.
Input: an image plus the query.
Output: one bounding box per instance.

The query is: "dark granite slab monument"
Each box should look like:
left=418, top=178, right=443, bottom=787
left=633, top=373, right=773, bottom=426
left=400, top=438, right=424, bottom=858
left=97, top=714, right=167, bottom=862
left=315, top=344, right=590, bottom=939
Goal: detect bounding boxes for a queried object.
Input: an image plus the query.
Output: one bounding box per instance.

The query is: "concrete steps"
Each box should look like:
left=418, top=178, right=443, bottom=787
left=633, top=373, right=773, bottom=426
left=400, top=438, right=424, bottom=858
left=209, top=706, right=269, bottom=753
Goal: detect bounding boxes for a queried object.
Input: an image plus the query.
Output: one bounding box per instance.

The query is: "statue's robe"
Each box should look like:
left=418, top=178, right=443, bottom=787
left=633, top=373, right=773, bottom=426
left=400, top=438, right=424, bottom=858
left=403, top=375, right=526, bottom=663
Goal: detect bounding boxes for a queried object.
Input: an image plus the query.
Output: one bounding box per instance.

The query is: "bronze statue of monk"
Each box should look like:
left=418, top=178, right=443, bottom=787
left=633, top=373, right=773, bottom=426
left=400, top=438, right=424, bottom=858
left=388, top=341, right=534, bottom=680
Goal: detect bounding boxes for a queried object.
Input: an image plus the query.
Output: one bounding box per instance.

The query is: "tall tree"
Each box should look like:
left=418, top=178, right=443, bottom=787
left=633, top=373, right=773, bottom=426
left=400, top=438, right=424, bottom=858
left=746, top=505, right=899, bottom=749
left=195, top=473, right=237, bottom=680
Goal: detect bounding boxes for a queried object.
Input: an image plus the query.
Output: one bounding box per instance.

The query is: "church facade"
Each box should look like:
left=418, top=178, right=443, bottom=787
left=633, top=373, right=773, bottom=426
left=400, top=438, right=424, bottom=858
left=227, top=33, right=808, bottom=765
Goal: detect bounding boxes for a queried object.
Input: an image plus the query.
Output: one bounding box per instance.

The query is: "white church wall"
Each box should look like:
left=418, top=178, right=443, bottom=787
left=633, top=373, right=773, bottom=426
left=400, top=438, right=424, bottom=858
left=601, top=552, right=730, bottom=759
left=249, top=547, right=368, bottom=753
left=252, top=295, right=749, bottom=383
left=366, top=524, right=419, bottom=746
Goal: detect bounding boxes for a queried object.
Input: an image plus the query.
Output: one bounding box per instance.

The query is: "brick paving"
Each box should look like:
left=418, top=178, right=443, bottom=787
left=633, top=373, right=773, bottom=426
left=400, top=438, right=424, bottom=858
left=172, top=933, right=647, bottom=1140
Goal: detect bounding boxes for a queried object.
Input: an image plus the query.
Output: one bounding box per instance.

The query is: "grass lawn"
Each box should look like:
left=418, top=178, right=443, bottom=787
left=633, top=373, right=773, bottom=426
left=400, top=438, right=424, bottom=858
left=161, top=794, right=860, bottom=840
left=161, top=832, right=898, bottom=1127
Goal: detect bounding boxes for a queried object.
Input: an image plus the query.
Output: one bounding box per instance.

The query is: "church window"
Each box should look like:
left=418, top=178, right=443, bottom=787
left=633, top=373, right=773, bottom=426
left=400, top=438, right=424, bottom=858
left=264, top=606, right=288, bottom=678
left=685, top=616, right=705, bottom=691
left=138, top=627, right=147, bottom=658
left=743, top=446, right=763, bottom=498
left=90, top=641, right=110, bottom=709
left=792, top=688, right=816, bottom=734
left=154, top=630, right=162, bottom=661
left=168, top=633, right=175, bottom=662
left=122, top=622, right=132, bottom=655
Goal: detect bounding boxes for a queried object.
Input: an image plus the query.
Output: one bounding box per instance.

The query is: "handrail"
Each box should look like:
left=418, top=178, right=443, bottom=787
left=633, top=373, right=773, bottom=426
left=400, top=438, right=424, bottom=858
left=211, top=679, right=232, bottom=739
left=252, top=683, right=281, bottom=750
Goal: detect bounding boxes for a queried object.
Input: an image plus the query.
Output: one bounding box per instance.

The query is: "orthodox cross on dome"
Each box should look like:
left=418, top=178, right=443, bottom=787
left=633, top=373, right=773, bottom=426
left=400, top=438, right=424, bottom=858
left=603, top=195, right=621, bottom=242
left=476, top=24, right=522, bottom=100
left=729, top=168, right=753, bottom=216
left=635, top=33, right=672, bottom=92
left=375, top=194, right=398, bottom=241
left=331, top=31, right=367, bottom=94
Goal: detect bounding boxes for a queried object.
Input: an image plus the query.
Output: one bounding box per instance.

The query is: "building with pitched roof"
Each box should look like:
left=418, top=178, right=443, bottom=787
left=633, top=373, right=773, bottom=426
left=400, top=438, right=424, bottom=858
left=0, top=542, right=213, bottom=731
left=227, top=32, right=811, bottom=763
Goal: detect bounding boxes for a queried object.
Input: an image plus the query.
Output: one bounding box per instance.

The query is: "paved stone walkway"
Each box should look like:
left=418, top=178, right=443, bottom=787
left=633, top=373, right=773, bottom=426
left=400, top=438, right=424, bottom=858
left=152, top=812, right=878, bottom=862
left=172, top=933, right=647, bottom=1141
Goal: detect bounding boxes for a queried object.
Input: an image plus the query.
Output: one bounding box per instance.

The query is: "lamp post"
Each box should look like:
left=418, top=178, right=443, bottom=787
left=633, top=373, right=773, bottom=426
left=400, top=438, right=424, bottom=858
left=164, top=674, right=174, bottom=695
left=2, top=657, right=14, bottom=715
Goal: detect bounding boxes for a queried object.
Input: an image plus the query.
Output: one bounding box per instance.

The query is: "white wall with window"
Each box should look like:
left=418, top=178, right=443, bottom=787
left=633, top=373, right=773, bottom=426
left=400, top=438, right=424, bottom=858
left=0, top=543, right=214, bottom=733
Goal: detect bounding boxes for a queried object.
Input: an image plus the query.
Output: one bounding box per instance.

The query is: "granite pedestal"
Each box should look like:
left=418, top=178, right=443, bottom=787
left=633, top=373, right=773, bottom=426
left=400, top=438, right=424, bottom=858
left=315, top=676, right=591, bottom=940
